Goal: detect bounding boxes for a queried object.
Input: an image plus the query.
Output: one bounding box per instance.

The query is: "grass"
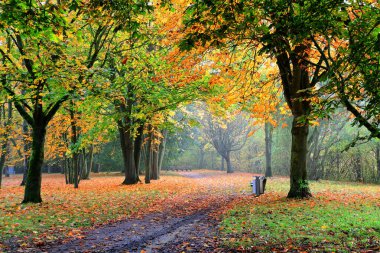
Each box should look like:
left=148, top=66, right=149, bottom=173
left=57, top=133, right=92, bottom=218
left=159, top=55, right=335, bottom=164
left=220, top=178, right=380, bottom=252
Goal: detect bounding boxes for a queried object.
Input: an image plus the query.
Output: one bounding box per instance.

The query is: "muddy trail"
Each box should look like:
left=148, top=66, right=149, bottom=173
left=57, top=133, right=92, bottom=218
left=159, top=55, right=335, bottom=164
left=38, top=172, right=239, bottom=253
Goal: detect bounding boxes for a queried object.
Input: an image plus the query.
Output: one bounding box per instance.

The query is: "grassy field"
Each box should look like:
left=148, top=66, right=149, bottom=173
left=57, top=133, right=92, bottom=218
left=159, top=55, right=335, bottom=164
left=220, top=178, right=380, bottom=252
left=1, top=171, right=380, bottom=252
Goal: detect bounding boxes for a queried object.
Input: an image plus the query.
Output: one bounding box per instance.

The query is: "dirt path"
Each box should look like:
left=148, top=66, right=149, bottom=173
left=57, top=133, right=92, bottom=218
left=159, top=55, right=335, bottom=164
left=40, top=172, right=238, bottom=253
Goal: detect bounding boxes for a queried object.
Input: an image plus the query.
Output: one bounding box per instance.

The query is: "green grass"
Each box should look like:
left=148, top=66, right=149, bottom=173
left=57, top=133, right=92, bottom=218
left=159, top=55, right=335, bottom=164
left=220, top=178, right=380, bottom=252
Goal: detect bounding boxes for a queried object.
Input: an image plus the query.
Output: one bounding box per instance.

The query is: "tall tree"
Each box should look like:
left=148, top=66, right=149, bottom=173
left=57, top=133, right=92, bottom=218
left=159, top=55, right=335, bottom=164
left=180, top=0, right=349, bottom=197
left=0, top=0, right=81, bottom=202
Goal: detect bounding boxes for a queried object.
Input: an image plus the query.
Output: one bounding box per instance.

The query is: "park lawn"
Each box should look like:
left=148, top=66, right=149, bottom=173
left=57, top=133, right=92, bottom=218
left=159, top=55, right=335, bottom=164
left=220, top=178, right=380, bottom=252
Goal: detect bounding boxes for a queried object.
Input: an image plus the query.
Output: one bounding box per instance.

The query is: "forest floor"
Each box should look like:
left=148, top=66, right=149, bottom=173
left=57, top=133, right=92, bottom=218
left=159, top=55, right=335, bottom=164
left=2, top=170, right=380, bottom=252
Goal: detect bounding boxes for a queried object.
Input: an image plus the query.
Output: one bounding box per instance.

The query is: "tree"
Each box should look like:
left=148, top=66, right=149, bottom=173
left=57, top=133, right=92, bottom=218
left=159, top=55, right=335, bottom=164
left=180, top=0, right=351, bottom=197
left=313, top=2, right=380, bottom=139
left=96, top=0, right=214, bottom=185
left=199, top=105, right=250, bottom=173
left=0, top=0, right=82, bottom=202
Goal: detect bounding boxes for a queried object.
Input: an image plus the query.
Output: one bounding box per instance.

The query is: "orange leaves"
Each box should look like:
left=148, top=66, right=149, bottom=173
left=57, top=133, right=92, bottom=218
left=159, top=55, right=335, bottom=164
left=121, top=56, right=128, bottom=65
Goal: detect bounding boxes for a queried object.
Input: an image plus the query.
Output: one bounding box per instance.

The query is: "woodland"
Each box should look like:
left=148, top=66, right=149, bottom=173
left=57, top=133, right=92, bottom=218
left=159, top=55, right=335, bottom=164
left=0, top=0, right=380, bottom=252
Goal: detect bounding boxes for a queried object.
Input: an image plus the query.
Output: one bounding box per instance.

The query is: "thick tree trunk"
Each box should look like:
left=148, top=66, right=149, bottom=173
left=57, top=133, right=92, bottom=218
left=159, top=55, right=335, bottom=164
left=264, top=122, right=273, bottom=177
left=221, top=156, right=225, bottom=171
left=119, top=124, right=138, bottom=185
left=287, top=117, right=312, bottom=198
left=226, top=152, right=233, bottom=173
left=22, top=124, right=46, bottom=203
left=276, top=44, right=313, bottom=198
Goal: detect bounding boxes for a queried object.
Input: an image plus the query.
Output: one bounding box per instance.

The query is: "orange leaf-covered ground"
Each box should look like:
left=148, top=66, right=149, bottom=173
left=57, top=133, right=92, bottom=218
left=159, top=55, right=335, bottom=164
left=2, top=170, right=380, bottom=252
left=0, top=170, right=251, bottom=251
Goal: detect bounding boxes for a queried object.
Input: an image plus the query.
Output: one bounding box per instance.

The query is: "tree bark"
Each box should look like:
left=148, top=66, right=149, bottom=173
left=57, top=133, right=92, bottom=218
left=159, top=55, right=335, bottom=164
left=119, top=123, right=138, bottom=185
left=0, top=145, right=6, bottom=188
left=264, top=122, right=273, bottom=177
left=86, top=145, right=94, bottom=179
left=158, top=130, right=167, bottom=172
left=22, top=124, right=47, bottom=203
left=20, top=119, right=30, bottom=186
left=354, top=152, right=362, bottom=182
left=226, top=152, right=233, bottom=173
left=151, top=141, right=159, bottom=180
left=376, top=144, right=380, bottom=180
left=134, top=124, right=144, bottom=179
left=0, top=101, right=12, bottom=188
left=287, top=118, right=312, bottom=198
left=70, top=108, right=80, bottom=189
left=145, top=130, right=152, bottom=184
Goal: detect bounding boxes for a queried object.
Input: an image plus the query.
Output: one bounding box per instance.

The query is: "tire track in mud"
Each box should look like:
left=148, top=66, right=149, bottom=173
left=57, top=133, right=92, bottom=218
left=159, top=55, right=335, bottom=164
left=46, top=198, right=232, bottom=253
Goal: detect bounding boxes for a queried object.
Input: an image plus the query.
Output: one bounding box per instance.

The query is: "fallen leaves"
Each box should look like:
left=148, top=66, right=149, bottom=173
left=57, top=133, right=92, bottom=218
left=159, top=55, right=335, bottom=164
left=0, top=170, right=251, bottom=250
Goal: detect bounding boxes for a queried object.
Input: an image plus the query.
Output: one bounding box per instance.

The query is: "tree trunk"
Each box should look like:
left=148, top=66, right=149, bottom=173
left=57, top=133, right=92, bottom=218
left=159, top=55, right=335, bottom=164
left=134, top=124, right=144, bottom=179
left=64, top=156, right=69, bottom=184
left=264, top=122, right=273, bottom=177
left=20, top=119, right=30, bottom=186
left=0, top=147, right=6, bottom=188
left=86, top=145, right=94, bottom=179
left=151, top=142, right=159, bottom=180
left=354, top=152, right=362, bottom=182
left=198, top=148, right=205, bottom=169
left=376, top=144, right=380, bottom=180
left=307, top=127, right=320, bottom=180
left=119, top=123, right=138, bottom=185
left=70, top=108, right=80, bottom=189
left=0, top=101, right=12, bottom=188
left=276, top=45, right=313, bottom=198
left=158, top=130, right=167, bottom=172
left=145, top=132, right=152, bottom=184
left=287, top=118, right=312, bottom=198
left=80, top=149, right=89, bottom=180
left=226, top=152, right=233, bottom=173
left=221, top=156, right=225, bottom=171
left=22, top=124, right=47, bottom=203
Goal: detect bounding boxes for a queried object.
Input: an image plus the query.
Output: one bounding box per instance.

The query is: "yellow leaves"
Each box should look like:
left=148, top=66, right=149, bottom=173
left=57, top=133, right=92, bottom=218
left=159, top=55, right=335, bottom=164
left=309, top=120, right=320, bottom=126
left=247, top=130, right=256, bottom=137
